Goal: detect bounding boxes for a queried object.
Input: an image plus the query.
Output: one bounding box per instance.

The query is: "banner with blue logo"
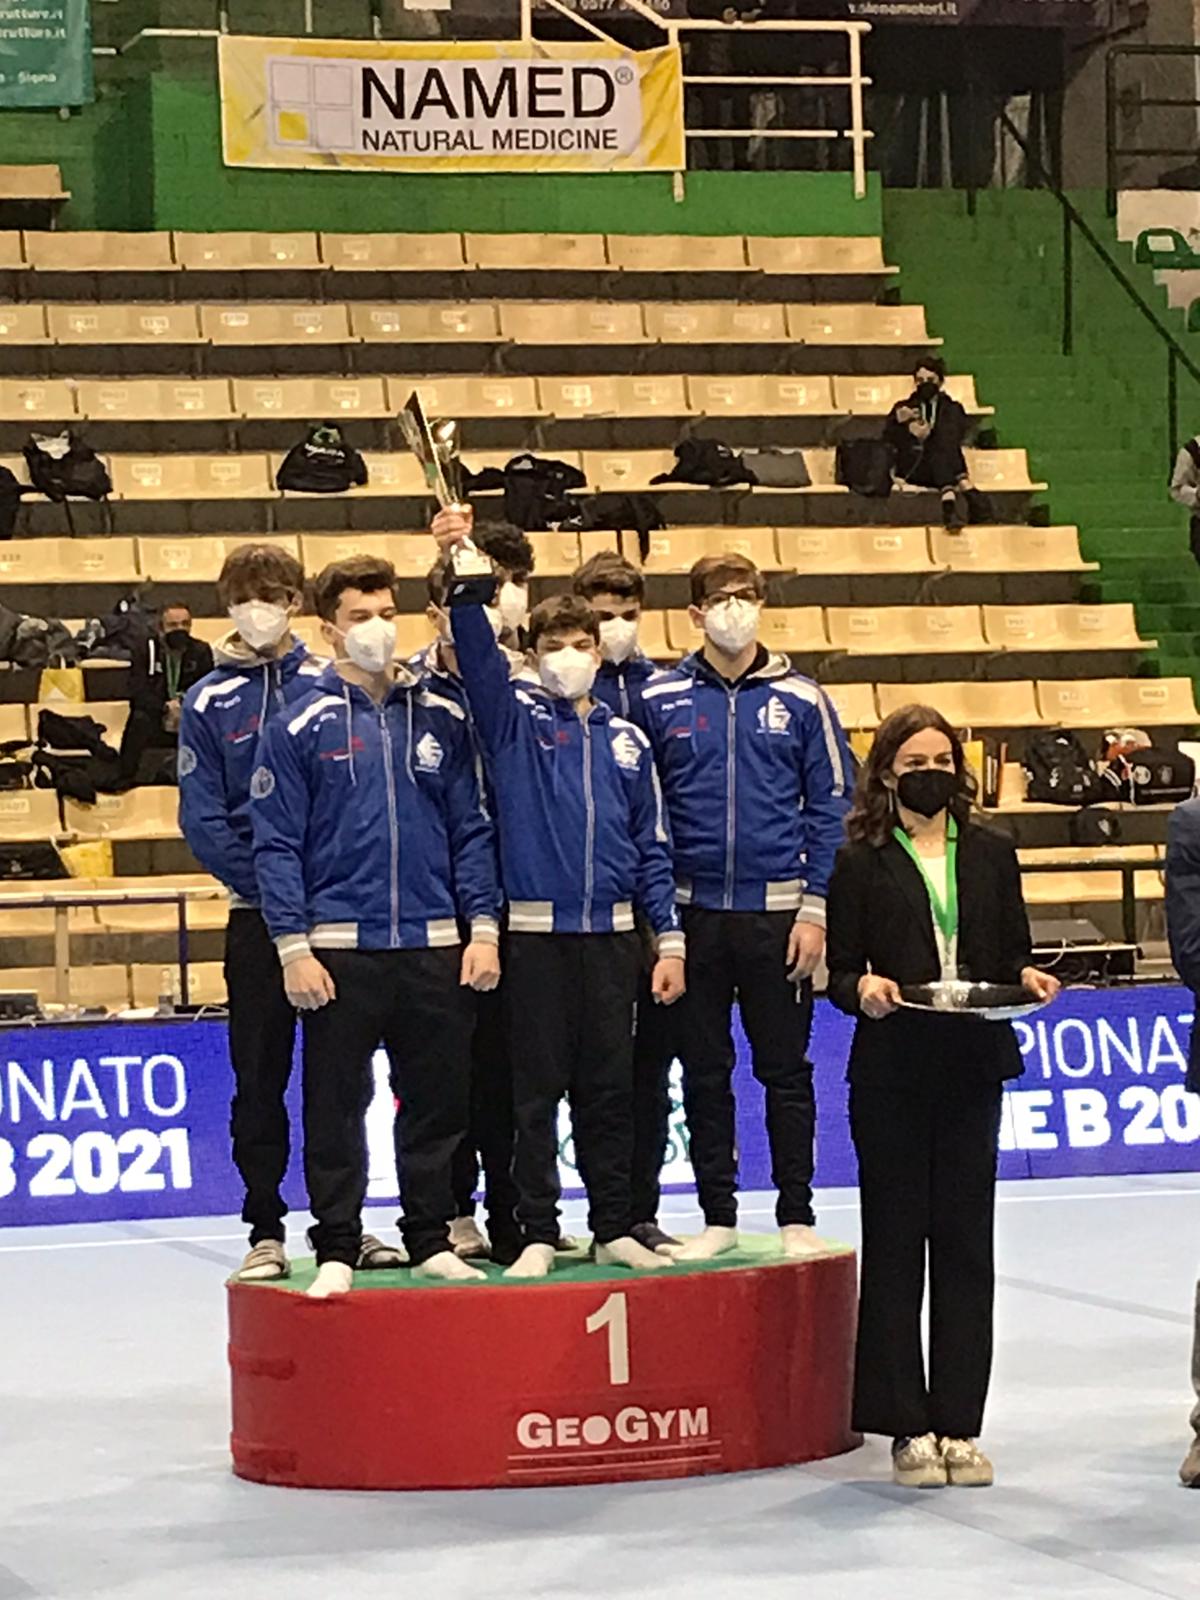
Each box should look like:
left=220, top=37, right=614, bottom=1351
left=0, top=984, right=1195, bottom=1229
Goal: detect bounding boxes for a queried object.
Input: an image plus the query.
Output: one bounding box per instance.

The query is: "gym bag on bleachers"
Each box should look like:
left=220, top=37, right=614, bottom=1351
left=275, top=423, right=368, bottom=494
left=1023, top=730, right=1105, bottom=806
left=835, top=438, right=893, bottom=498
left=1101, top=744, right=1195, bottom=806
left=24, top=431, right=111, bottom=502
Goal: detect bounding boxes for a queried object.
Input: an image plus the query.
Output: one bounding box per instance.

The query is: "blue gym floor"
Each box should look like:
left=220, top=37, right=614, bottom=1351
left=3, top=1174, right=1198, bottom=1600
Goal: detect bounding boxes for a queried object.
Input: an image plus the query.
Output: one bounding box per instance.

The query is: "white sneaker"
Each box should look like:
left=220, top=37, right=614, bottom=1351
left=448, top=1216, right=490, bottom=1259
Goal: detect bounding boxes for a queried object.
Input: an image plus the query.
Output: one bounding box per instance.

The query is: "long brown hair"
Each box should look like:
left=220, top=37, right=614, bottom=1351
left=846, top=703, right=978, bottom=848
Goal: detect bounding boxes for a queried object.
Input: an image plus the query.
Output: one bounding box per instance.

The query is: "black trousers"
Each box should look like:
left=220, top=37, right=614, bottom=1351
left=119, top=707, right=174, bottom=783
left=450, top=986, right=520, bottom=1244
left=850, top=1070, right=1003, bottom=1441
left=1189, top=512, right=1200, bottom=566
left=505, top=931, right=641, bottom=1247
left=303, top=947, right=474, bottom=1268
left=676, top=908, right=816, bottom=1228
left=631, top=967, right=677, bottom=1228
left=225, top=907, right=297, bottom=1247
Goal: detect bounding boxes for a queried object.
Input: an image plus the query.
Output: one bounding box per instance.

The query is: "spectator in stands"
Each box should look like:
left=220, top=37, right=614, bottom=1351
left=572, top=549, right=679, bottom=1253
left=433, top=506, right=686, bottom=1280
left=1169, top=432, right=1200, bottom=565
left=638, top=554, right=851, bottom=1263
left=884, top=357, right=987, bottom=531
left=1164, top=796, right=1200, bottom=1484
left=250, top=555, right=502, bottom=1299
left=178, top=545, right=401, bottom=1285
left=826, top=704, right=1059, bottom=1489
left=118, top=601, right=212, bottom=785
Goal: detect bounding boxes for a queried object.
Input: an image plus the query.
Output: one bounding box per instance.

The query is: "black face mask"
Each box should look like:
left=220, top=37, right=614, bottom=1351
left=163, top=629, right=190, bottom=650
left=915, top=380, right=939, bottom=404
left=896, top=768, right=957, bottom=818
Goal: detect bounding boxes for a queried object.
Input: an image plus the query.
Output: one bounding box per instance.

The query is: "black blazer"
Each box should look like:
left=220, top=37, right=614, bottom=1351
left=826, top=820, right=1034, bottom=1083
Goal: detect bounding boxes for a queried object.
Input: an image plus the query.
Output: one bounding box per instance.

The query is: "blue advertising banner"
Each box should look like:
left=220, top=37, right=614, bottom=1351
left=0, top=984, right=1196, bottom=1229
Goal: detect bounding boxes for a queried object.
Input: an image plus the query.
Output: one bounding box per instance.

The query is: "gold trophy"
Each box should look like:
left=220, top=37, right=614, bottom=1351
left=400, top=389, right=492, bottom=580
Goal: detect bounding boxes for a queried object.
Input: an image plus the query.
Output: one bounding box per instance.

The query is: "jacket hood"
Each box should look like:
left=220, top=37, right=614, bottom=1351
left=684, top=647, right=794, bottom=688
left=212, top=631, right=314, bottom=671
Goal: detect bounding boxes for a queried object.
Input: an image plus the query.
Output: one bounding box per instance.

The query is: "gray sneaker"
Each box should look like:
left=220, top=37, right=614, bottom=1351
left=236, top=1240, right=289, bottom=1282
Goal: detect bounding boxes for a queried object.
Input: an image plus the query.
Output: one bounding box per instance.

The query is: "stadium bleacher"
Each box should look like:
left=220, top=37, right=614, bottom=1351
left=0, top=226, right=1186, bottom=1011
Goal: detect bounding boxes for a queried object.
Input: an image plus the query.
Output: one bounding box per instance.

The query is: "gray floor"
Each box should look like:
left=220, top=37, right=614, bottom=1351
left=3, top=1174, right=1199, bottom=1600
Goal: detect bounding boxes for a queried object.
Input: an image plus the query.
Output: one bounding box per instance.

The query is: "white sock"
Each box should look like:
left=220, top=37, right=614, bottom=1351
left=503, top=1243, right=556, bottom=1280
left=596, top=1236, right=674, bottom=1271
left=413, top=1250, right=486, bottom=1283
left=780, top=1224, right=831, bottom=1259
left=668, top=1226, right=739, bottom=1262
left=306, top=1262, right=354, bottom=1299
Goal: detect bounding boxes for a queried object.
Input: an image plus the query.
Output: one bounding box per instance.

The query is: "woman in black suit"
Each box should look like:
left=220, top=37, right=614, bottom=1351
left=826, top=704, right=1059, bottom=1490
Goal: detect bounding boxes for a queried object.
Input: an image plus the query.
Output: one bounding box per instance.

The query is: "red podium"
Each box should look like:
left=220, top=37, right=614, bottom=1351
left=229, top=1238, right=860, bottom=1490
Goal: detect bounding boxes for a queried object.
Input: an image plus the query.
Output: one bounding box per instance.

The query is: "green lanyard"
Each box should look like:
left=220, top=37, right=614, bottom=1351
left=893, top=815, right=959, bottom=946
left=164, top=647, right=182, bottom=701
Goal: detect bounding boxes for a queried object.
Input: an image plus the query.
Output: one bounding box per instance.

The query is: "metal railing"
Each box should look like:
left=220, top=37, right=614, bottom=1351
left=1106, top=43, right=1200, bottom=214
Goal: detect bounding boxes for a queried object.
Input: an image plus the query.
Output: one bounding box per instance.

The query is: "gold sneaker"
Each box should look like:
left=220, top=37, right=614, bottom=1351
left=235, top=1240, right=289, bottom=1282
left=891, top=1433, right=947, bottom=1488
left=448, top=1217, right=490, bottom=1259
left=940, top=1437, right=994, bottom=1487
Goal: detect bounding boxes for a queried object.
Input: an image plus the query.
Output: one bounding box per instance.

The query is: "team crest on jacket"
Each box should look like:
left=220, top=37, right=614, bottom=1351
left=758, top=696, right=791, bottom=735
left=415, top=731, right=444, bottom=772
left=177, top=744, right=197, bottom=779
left=250, top=765, right=275, bottom=799
left=611, top=729, right=642, bottom=770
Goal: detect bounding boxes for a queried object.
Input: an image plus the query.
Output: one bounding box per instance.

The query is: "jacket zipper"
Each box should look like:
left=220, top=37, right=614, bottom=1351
left=582, top=717, right=595, bottom=932
left=619, top=669, right=630, bottom=719
left=271, top=660, right=285, bottom=712
left=379, top=703, right=400, bottom=945
left=723, top=687, right=737, bottom=910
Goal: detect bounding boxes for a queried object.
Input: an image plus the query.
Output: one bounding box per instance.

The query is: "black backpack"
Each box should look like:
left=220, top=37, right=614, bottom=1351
left=1101, top=744, right=1195, bottom=806
left=649, top=438, right=751, bottom=489
left=836, top=438, right=894, bottom=498
left=491, top=453, right=587, bottom=531
left=1024, top=730, right=1105, bottom=806
left=275, top=424, right=368, bottom=494
left=24, top=431, right=111, bottom=502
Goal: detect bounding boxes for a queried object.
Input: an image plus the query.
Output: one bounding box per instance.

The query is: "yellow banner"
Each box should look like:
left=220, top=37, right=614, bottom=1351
left=219, top=36, right=685, bottom=175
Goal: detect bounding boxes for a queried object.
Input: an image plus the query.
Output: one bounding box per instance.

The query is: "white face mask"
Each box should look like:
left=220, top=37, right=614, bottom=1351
left=598, top=616, right=639, bottom=664
left=539, top=645, right=598, bottom=701
left=339, top=615, right=397, bottom=674
left=229, top=600, right=290, bottom=652
left=703, top=596, right=761, bottom=656
left=497, top=580, right=529, bottom=633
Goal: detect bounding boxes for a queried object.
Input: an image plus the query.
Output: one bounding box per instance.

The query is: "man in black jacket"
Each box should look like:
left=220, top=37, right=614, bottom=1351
left=119, top=601, right=213, bottom=783
left=884, top=357, right=987, bottom=532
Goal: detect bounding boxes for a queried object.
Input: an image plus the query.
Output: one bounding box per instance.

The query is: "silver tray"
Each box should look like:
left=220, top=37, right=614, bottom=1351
left=898, top=980, right=1052, bottom=1022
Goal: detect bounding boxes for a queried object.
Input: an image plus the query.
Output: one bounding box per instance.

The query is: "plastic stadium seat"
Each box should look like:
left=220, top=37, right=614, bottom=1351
left=131, top=961, right=227, bottom=1007
left=686, top=376, right=770, bottom=416
left=351, top=302, right=500, bottom=342
left=24, top=231, right=175, bottom=273
left=764, top=376, right=838, bottom=415
left=0, top=378, right=76, bottom=420
left=787, top=303, right=935, bottom=345
left=539, top=376, right=622, bottom=420
left=393, top=612, right=437, bottom=658
left=321, top=232, right=467, bottom=271
left=112, top=454, right=274, bottom=500
left=64, top=788, right=181, bottom=841
left=832, top=374, right=985, bottom=415
left=0, top=232, right=24, bottom=270
left=234, top=376, right=389, bottom=420
left=175, top=232, right=321, bottom=271
left=965, top=449, right=1043, bottom=492
left=746, top=236, right=890, bottom=275
left=35, top=701, right=129, bottom=745
left=301, top=533, right=432, bottom=572
left=607, top=235, right=747, bottom=272
left=1, top=964, right=133, bottom=1011
left=138, top=534, right=299, bottom=583
left=0, top=789, right=62, bottom=839
left=665, top=609, right=702, bottom=654
left=345, top=454, right=433, bottom=496
left=386, top=376, right=541, bottom=418
left=777, top=525, right=934, bottom=576
left=757, top=607, right=828, bottom=653
left=929, top=524, right=1095, bottom=574
left=982, top=604, right=1153, bottom=652
left=93, top=875, right=228, bottom=933
left=0, top=168, right=64, bottom=206
left=798, top=449, right=839, bottom=487
left=644, top=302, right=788, bottom=344
left=201, top=304, right=352, bottom=346
left=525, top=532, right=583, bottom=578
left=827, top=605, right=987, bottom=654
left=50, top=536, right=140, bottom=582
left=0, top=539, right=44, bottom=581
left=876, top=679, right=1043, bottom=729
left=498, top=302, right=645, bottom=345
left=577, top=532, right=625, bottom=566
left=0, top=305, right=49, bottom=343
left=1036, top=677, right=1200, bottom=727
left=641, top=527, right=777, bottom=575
left=822, top=681, right=879, bottom=730
left=77, top=378, right=235, bottom=422
left=288, top=617, right=331, bottom=655
left=636, top=610, right=679, bottom=661
left=614, top=375, right=690, bottom=417
left=0, top=705, right=26, bottom=740
left=584, top=450, right=676, bottom=493
left=49, top=304, right=201, bottom=345
left=464, top=233, right=608, bottom=272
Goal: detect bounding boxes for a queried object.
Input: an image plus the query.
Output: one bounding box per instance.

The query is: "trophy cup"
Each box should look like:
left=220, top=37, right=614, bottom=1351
left=400, top=389, right=494, bottom=599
